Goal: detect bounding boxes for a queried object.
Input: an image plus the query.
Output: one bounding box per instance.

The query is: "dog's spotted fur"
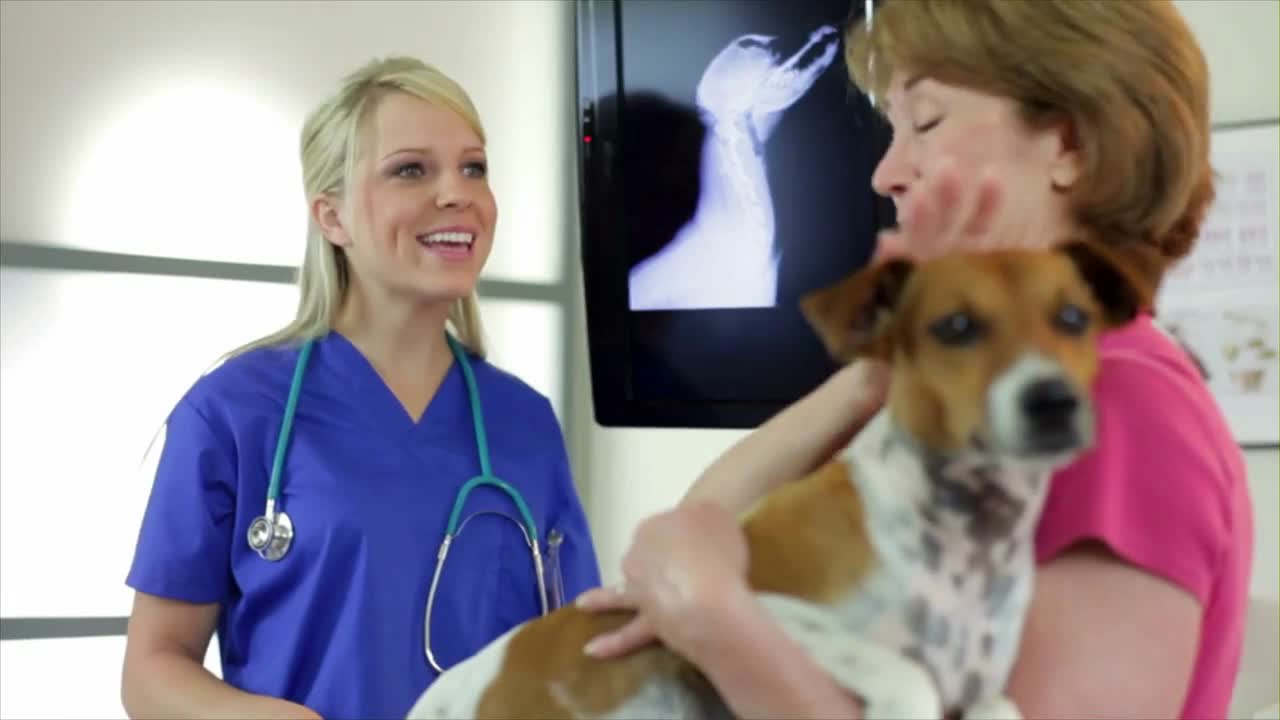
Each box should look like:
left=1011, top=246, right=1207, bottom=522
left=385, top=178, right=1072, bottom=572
left=824, top=409, right=1062, bottom=713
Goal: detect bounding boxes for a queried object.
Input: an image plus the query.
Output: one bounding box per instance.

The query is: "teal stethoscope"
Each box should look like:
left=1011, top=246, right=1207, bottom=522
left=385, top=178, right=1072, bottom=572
left=245, top=333, right=563, bottom=673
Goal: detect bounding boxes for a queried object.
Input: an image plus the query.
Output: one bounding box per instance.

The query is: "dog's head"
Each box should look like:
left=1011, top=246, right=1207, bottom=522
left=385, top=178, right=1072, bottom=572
left=801, top=241, right=1152, bottom=462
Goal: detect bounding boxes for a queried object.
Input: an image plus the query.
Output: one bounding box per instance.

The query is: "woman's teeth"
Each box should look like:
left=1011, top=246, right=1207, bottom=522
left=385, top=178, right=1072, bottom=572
left=418, top=231, right=474, bottom=247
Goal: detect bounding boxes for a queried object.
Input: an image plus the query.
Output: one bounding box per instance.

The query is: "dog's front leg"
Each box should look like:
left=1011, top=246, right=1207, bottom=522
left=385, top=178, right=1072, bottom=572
left=755, top=593, right=942, bottom=720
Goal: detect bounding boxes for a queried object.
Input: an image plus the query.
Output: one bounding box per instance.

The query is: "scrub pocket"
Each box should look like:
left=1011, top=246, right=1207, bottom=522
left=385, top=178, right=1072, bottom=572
left=493, top=522, right=549, bottom=628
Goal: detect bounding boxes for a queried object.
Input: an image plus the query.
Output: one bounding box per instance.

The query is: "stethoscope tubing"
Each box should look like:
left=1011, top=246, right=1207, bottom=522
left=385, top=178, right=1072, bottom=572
left=246, top=340, right=314, bottom=560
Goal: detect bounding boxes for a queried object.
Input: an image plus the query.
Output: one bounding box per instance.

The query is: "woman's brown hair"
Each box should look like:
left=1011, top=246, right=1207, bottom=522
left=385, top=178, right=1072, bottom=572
left=846, top=0, right=1214, bottom=272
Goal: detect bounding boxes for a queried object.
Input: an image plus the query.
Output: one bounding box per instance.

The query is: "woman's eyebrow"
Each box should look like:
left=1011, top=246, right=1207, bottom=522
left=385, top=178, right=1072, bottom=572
left=879, top=75, right=927, bottom=116
left=380, top=146, right=485, bottom=161
left=380, top=147, right=432, bottom=161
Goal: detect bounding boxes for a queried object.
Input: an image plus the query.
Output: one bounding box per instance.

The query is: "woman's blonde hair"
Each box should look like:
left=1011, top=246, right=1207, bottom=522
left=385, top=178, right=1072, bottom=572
left=846, top=0, right=1213, bottom=272
left=233, top=56, right=488, bottom=358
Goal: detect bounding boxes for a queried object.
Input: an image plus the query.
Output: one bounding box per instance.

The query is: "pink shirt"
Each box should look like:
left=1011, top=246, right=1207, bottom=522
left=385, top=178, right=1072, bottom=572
left=1036, top=314, right=1254, bottom=719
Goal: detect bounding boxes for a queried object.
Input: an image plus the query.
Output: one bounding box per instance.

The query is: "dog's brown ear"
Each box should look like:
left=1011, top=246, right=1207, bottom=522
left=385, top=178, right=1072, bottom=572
left=800, top=258, right=914, bottom=362
left=1057, top=239, right=1155, bottom=328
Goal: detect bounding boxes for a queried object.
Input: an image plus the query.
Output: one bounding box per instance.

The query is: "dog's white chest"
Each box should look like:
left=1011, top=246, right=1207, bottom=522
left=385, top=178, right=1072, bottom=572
left=828, top=412, right=1052, bottom=711
left=843, top=542, right=1034, bottom=710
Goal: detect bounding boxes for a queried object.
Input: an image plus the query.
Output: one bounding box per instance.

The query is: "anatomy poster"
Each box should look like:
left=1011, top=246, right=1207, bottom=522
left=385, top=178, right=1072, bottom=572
left=1156, top=122, right=1280, bottom=447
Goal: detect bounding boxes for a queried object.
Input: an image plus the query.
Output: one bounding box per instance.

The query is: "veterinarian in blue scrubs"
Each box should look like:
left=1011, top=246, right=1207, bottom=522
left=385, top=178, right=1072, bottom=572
left=122, top=56, right=600, bottom=720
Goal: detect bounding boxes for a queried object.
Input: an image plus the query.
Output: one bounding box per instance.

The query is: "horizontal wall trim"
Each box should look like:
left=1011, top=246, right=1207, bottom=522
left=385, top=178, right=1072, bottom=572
left=0, top=241, right=570, bottom=304
left=1212, top=117, right=1280, bottom=131
left=0, top=616, right=128, bottom=640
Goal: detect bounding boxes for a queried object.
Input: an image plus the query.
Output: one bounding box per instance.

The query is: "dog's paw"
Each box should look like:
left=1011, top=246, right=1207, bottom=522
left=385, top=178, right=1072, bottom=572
left=854, top=659, right=941, bottom=720
left=964, top=694, right=1022, bottom=720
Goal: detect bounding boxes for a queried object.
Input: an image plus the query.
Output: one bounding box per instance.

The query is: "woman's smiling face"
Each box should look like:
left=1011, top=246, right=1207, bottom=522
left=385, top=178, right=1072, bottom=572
left=322, top=91, right=497, bottom=304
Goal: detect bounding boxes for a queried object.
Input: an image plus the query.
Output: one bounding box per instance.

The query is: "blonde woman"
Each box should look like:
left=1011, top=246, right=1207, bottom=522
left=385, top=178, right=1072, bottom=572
left=122, top=57, right=599, bottom=720
left=580, top=2, right=1252, bottom=719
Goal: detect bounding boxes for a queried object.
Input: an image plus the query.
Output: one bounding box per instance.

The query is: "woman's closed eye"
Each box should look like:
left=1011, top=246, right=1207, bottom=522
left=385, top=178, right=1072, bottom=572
left=913, top=116, right=942, bottom=134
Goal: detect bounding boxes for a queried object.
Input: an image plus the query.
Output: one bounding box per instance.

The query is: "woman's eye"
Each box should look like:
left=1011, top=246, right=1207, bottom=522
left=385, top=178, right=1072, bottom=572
left=394, top=162, right=425, bottom=179
left=463, top=161, right=488, bottom=178
left=929, top=310, right=985, bottom=347
left=913, top=116, right=942, bottom=134
left=1054, top=303, right=1090, bottom=335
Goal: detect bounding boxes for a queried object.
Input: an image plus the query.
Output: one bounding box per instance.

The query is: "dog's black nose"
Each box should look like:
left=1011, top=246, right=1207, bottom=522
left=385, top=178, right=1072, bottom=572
left=1021, top=378, right=1079, bottom=435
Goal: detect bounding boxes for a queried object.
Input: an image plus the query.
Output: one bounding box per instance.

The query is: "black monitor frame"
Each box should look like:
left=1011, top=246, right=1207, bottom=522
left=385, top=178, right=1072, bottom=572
left=574, top=0, right=894, bottom=429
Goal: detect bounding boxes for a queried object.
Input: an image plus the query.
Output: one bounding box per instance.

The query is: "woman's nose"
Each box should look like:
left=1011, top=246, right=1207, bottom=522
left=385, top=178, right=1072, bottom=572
left=871, top=139, right=913, bottom=199
left=435, top=173, right=475, bottom=209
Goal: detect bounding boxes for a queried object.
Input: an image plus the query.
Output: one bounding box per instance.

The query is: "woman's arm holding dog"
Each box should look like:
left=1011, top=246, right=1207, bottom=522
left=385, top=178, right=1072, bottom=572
left=580, top=502, right=864, bottom=720
left=681, top=582, right=867, bottom=720
left=681, top=360, right=888, bottom=516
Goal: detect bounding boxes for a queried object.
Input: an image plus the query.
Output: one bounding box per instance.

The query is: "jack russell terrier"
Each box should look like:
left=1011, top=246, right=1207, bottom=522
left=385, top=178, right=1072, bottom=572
left=408, top=240, right=1152, bottom=720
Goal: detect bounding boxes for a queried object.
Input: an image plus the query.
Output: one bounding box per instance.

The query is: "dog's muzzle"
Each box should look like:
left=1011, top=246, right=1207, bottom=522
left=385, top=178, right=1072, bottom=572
left=1018, top=377, right=1083, bottom=454
left=988, top=354, right=1093, bottom=460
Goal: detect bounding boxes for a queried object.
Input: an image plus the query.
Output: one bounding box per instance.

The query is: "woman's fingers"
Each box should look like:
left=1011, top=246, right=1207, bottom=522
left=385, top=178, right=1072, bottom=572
left=582, top=615, right=657, bottom=659
left=925, top=161, right=972, bottom=256
left=576, top=583, right=658, bottom=658
left=848, top=358, right=891, bottom=415
left=574, top=585, right=631, bottom=612
left=969, top=171, right=1003, bottom=237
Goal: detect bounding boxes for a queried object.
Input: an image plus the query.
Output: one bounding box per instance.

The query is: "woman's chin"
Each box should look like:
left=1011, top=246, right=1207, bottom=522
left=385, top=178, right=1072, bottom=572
left=409, top=277, right=480, bottom=304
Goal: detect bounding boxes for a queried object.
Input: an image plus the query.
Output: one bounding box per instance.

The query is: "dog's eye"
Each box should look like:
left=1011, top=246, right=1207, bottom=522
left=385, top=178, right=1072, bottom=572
left=1054, top=303, right=1090, bottom=335
left=929, top=311, right=985, bottom=346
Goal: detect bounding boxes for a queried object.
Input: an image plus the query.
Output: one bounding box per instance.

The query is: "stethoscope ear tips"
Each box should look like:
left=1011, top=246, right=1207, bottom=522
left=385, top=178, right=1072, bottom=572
left=248, top=512, right=294, bottom=561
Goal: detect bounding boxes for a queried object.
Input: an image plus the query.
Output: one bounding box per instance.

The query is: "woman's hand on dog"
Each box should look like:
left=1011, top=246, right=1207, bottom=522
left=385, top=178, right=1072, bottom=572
left=577, top=500, right=750, bottom=661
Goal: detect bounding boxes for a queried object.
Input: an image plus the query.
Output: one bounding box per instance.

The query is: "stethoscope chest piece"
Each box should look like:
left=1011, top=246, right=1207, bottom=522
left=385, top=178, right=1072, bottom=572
left=247, top=511, right=294, bottom=561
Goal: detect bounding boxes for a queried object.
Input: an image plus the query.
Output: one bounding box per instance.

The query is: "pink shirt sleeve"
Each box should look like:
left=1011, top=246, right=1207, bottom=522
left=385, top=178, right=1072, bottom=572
left=1034, top=348, right=1232, bottom=606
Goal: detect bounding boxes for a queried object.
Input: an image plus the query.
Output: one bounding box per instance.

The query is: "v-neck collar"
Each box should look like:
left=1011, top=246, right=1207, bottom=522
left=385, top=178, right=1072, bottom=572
left=313, top=331, right=468, bottom=441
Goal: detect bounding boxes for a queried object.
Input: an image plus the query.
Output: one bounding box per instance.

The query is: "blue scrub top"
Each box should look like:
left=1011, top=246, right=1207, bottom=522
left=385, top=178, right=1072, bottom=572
left=126, top=332, right=602, bottom=720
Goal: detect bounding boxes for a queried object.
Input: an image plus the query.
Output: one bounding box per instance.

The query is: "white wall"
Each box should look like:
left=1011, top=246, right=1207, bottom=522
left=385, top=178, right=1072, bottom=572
left=1176, top=0, right=1280, bottom=127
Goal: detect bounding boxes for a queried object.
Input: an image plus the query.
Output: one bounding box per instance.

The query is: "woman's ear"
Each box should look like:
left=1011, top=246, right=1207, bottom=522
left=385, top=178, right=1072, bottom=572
left=312, top=193, right=352, bottom=248
left=1048, top=116, right=1083, bottom=192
